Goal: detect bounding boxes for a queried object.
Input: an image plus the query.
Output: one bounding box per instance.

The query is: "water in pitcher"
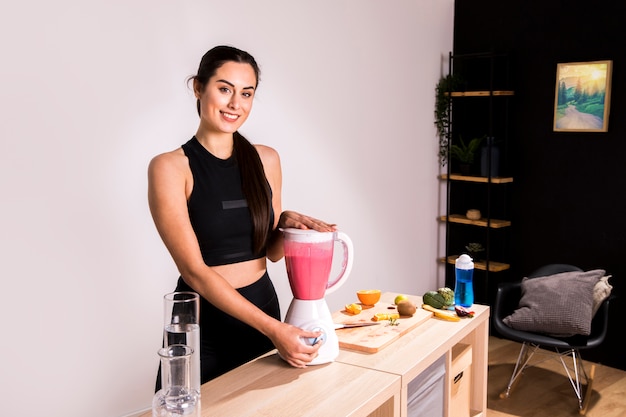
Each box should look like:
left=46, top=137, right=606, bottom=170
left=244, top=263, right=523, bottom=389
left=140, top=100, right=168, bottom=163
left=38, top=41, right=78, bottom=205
left=164, top=323, right=201, bottom=396
left=284, top=239, right=334, bottom=300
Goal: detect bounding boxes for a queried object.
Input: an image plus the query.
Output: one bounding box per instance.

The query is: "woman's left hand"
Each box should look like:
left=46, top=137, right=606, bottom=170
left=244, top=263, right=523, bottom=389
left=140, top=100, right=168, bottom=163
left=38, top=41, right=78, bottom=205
left=278, top=210, right=336, bottom=232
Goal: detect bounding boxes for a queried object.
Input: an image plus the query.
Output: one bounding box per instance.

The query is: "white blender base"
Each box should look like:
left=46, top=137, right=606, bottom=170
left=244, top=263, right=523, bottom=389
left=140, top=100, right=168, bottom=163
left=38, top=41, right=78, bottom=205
left=283, top=299, right=339, bottom=365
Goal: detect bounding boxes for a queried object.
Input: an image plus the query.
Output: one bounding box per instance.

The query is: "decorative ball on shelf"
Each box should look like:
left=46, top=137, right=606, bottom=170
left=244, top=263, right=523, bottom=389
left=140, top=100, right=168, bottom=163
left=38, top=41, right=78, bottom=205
left=466, top=209, right=481, bottom=220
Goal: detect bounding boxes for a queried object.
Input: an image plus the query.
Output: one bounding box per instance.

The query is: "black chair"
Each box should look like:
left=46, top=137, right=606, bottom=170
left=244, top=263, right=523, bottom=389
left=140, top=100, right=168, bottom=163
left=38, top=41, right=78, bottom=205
left=493, top=264, right=612, bottom=414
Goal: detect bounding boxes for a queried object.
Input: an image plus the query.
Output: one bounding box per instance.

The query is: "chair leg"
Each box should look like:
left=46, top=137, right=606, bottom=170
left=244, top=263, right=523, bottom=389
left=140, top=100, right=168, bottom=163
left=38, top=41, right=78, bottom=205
left=556, top=348, right=593, bottom=413
left=500, top=342, right=537, bottom=399
left=500, top=344, right=596, bottom=412
left=580, top=364, right=595, bottom=415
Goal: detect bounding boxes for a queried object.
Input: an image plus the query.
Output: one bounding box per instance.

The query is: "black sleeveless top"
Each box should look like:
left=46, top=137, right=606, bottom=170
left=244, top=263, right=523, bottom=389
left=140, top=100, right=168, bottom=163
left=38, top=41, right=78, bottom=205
left=182, top=137, right=272, bottom=266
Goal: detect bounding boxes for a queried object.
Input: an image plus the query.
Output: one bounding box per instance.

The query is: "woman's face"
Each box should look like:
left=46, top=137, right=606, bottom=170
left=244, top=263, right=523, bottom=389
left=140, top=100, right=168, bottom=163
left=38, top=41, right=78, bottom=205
left=195, top=61, right=257, bottom=135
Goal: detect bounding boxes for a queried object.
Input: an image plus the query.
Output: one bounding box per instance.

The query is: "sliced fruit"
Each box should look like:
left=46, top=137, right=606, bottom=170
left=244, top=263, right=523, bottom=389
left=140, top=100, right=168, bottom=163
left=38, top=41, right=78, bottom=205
left=357, top=289, right=381, bottom=306
left=454, top=305, right=475, bottom=318
left=422, top=304, right=461, bottom=322
left=373, top=312, right=400, bottom=322
left=345, top=303, right=363, bottom=315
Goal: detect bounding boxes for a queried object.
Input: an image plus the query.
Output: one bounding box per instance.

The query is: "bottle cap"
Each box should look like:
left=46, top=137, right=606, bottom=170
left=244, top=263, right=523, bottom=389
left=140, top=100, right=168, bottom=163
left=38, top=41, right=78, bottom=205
left=455, top=253, right=474, bottom=270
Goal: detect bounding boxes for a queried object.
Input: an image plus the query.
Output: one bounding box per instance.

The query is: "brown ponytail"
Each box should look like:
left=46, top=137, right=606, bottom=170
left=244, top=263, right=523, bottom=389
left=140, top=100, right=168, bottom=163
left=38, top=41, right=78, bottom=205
left=233, top=132, right=272, bottom=254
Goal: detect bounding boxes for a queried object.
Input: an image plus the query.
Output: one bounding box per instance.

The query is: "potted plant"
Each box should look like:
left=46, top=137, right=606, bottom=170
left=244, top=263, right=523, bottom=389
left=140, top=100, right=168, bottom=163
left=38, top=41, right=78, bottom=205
left=465, top=242, right=485, bottom=261
left=450, top=136, right=484, bottom=175
left=434, top=74, right=461, bottom=166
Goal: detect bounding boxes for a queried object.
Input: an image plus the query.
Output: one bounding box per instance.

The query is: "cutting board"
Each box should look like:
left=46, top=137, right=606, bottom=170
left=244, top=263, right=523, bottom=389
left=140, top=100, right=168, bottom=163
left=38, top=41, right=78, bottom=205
left=332, top=294, right=432, bottom=353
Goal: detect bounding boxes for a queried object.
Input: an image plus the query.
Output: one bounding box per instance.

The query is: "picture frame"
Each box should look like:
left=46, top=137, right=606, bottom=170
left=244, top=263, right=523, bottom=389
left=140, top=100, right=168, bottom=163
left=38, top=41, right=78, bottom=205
left=553, top=60, right=612, bottom=132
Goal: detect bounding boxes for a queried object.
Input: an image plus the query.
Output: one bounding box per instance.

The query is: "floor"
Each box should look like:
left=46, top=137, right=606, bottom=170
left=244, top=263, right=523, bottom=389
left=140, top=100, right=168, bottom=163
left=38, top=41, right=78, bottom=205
left=486, top=336, right=626, bottom=416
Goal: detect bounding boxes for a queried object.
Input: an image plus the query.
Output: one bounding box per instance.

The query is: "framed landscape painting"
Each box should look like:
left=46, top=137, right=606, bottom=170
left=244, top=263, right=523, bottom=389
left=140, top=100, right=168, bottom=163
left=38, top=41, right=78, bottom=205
left=553, top=60, right=612, bottom=132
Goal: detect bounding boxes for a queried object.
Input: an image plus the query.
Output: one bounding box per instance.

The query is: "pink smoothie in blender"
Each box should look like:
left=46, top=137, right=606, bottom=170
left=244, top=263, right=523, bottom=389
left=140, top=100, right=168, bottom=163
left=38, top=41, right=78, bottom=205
left=284, top=239, right=334, bottom=300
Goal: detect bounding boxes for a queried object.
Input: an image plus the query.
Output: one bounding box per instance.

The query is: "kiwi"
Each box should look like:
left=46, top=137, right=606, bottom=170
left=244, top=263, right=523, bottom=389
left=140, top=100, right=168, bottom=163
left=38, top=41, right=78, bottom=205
left=397, top=299, right=417, bottom=316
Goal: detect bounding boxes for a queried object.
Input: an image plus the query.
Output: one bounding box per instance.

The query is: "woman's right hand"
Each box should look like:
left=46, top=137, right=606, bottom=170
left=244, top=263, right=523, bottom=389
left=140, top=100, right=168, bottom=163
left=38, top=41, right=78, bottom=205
left=269, top=321, right=323, bottom=368
left=278, top=210, right=337, bottom=232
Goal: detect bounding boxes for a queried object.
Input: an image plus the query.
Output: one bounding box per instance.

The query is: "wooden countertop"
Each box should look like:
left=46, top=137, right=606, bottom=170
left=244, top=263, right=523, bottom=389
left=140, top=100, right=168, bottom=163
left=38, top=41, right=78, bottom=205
left=197, top=353, right=400, bottom=417
left=141, top=352, right=401, bottom=417
left=140, top=292, right=489, bottom=417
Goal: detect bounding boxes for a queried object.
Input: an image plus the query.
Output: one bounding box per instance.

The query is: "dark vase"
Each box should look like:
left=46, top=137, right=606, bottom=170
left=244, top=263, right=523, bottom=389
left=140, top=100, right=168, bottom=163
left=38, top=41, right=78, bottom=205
left=480, top=137, right=500, bottom=177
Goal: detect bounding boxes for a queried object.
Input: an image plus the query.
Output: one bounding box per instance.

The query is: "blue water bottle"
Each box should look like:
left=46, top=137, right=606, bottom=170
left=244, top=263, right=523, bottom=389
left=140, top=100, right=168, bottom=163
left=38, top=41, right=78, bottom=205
left=454, top=254, right=474, bottom=307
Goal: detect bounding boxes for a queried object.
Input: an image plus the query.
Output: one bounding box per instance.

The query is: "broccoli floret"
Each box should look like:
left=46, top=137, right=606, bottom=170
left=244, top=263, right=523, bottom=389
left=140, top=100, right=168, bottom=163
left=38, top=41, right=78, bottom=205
left=437, top=287, right=455, bottom=306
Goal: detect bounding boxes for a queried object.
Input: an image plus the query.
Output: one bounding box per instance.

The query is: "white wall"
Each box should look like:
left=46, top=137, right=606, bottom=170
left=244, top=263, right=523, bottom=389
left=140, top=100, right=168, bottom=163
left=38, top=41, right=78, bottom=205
left=0, top=1, right=453, bottom=416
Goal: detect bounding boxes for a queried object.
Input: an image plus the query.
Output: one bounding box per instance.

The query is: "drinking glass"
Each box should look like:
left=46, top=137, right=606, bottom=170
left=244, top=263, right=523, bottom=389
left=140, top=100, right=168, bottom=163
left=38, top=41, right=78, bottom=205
left=152, top=344, right=199, bottom=417
left=163, top=292, right=200, bottom=397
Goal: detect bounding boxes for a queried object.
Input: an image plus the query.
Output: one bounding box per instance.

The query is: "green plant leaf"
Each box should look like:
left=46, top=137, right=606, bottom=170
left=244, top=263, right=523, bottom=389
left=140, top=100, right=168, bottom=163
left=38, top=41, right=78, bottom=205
left=434, top=74, right=462, bottom=166
left=450, top=136, right=485, bottom=164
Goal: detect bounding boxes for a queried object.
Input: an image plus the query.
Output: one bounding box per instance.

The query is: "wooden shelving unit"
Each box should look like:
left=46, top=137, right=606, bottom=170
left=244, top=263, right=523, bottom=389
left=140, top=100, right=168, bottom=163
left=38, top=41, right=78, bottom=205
left=440, top=51, right=514, bottom=305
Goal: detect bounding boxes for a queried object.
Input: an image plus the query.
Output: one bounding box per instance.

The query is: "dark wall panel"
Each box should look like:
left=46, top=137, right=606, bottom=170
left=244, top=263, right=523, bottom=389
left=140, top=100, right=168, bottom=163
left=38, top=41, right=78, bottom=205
left=454, top=0, right=626, bottom=370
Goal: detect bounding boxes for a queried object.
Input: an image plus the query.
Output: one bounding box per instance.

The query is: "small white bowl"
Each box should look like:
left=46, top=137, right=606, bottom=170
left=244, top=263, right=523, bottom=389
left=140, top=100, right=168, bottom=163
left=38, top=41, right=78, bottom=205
left=466, top=209, right=481, bottom=220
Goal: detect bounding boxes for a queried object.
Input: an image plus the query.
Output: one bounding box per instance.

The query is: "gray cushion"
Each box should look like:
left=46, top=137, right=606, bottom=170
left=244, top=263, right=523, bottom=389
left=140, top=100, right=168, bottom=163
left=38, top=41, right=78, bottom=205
left=503, top=269, right=605, bottom=337
left=592, top=275, right=612, bottom=316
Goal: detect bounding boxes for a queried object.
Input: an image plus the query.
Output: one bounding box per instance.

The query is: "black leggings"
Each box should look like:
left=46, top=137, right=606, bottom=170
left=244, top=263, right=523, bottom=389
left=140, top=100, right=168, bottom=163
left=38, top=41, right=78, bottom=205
left=155, top=272, right=280, bottom=391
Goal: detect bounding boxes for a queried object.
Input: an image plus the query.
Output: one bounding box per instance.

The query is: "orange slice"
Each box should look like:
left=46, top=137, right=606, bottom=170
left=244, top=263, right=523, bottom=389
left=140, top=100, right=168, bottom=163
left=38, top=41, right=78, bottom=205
left=345, top=303, right=362, bottom=315
left=373, top=313, right=400, bottom=322
left=356, top=289, right=381, bottom=306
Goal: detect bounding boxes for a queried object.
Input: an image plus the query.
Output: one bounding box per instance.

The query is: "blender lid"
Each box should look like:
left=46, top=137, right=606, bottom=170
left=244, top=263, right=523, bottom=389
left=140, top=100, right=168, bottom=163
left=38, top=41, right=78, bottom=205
left=280, top=228, right=335, bottom=242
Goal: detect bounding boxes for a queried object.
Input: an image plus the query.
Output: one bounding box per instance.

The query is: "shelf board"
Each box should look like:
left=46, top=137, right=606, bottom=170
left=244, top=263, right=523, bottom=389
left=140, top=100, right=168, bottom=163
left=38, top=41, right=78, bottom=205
left=440, top=256, right=510, bottom=272
left=448, top=90, right=514, bottom=97
left=440, top=174, right=513, bottom=184
left=439, top=214, right=511, bottom=228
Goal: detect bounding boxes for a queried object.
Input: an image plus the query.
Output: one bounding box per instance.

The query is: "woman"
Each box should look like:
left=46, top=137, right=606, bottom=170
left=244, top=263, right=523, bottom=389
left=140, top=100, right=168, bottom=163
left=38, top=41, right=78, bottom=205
left=148, top=45, right=334, bottom=384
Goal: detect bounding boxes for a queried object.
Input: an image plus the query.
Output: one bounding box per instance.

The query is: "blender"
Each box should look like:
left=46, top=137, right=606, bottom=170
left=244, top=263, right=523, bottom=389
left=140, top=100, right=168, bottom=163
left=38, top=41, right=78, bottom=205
left=281, top=228, right=354, bottom=365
